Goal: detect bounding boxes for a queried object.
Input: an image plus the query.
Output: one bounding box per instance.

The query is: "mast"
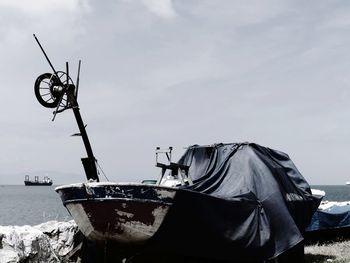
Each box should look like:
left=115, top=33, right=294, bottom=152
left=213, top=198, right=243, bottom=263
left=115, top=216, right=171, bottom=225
left=66, top=84, right=99, bottom=181
left=33, top=34, right=99, bottom=182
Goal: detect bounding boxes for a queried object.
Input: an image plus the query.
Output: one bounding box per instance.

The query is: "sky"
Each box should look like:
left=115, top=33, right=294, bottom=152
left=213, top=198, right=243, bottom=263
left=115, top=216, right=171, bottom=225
left=0, top=0, right=350, bottom=185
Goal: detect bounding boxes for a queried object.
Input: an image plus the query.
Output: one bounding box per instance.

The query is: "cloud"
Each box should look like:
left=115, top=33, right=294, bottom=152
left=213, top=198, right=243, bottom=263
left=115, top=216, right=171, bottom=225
left=0, top=0, right=91, bottom=45
left=0, top=0, right=90, bottom=14
left=3, top=0, right=350, bottom=185
left=177, top=0, right=289, bottom=26
left=141, top=0, right=177, bottom=19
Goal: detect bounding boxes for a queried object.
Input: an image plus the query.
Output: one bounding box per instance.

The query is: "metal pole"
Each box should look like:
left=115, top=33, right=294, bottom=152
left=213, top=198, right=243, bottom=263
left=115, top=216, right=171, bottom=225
left=33, top=34, right=61, bottom=82
left=66, top=85, right=99, bottom=182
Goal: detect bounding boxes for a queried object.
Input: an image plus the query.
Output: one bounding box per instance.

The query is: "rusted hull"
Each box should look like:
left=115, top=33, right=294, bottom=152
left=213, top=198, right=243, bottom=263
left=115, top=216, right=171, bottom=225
left=55, top=183, right=176, bottom=244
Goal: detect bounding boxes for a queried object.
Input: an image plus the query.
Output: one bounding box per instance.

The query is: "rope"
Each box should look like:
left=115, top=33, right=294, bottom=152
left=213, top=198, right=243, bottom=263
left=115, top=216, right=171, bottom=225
left=95, top=159, right=109, bottom=181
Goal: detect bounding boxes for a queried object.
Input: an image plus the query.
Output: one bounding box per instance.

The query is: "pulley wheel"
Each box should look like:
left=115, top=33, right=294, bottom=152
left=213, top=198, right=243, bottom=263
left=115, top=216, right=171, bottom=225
left=34, top=73, right=61, bottom=108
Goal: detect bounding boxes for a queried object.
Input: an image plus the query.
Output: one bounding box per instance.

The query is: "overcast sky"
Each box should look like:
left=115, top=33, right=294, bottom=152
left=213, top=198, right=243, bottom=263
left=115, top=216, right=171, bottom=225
left=0, top=0, right=350, bottom=185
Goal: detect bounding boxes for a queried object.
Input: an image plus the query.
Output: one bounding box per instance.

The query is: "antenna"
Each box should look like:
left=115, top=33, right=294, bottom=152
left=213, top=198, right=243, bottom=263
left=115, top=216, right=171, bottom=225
left=33, top=34, right=61, bottom=82
left=75, top=60, right=81, bottom=98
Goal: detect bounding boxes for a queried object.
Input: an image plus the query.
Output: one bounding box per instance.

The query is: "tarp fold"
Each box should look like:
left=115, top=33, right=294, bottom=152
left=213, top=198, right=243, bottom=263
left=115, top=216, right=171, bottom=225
left=150, top=143, right=321, bottom=261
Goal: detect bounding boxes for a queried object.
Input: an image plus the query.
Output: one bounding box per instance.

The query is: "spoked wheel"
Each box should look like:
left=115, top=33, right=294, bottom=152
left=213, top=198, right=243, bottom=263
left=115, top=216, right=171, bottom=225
left=34, top=71, right=74, bottom=110
left=34, top=73, right=60, bottom=108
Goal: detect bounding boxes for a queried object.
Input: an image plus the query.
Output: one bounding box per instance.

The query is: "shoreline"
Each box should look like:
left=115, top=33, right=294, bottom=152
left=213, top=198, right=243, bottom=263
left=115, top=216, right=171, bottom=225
left=1, top=220, right=350, bottom=263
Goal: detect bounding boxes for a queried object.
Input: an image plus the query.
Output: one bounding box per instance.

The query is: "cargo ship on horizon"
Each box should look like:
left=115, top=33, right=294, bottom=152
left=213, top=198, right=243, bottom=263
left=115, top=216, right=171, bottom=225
left=24, top=175, right=53, bottom=186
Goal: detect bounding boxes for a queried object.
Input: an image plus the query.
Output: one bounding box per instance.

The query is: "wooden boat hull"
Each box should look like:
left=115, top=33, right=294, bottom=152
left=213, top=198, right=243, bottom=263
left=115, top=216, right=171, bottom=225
left=55, top=183, right=176, bottom=244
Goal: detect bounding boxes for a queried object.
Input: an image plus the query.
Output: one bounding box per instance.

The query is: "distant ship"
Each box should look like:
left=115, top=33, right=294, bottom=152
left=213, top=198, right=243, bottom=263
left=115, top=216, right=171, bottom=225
left=24, top=175, right=53, bottom=186
left=346, top=181, right=350, bottom=185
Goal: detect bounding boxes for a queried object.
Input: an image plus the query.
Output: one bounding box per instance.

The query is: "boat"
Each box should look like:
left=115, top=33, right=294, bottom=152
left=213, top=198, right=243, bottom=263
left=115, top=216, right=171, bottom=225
left=306, top=200, right=350, bottom=242
left=346, top=181, right=350, bottom=185
left=305, top=189, right=350, bottom=243
left=56, top=182, right=177, bottom=243
left=32, top=35, right=322, bottom=262
left=24, top=175, right=53, bottom=186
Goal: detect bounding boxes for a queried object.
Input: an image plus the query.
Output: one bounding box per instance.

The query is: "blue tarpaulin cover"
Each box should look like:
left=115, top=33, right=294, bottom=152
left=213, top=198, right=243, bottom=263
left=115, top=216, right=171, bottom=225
left=306, top=204, right=350, bottom=231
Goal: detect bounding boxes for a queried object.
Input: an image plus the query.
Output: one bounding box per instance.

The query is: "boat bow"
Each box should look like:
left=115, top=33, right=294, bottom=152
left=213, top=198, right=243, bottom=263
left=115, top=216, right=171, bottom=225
left=55, top=182, right=176, bottom=243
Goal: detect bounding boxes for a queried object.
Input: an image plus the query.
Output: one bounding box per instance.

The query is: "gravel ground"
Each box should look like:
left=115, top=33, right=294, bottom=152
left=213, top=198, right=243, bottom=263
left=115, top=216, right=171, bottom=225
left=305, top=240, right=350, bottom=263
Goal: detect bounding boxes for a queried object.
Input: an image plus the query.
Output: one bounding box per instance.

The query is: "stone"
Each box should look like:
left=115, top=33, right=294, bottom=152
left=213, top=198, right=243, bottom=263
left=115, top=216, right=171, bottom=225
left=34, top=220, right=78, bottom=258
left=0, top=221, right=78, bottom=263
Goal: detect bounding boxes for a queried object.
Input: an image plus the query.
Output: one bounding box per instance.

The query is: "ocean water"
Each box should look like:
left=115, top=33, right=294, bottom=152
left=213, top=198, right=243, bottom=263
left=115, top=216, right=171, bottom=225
left=311, top=185, right=350, bottom=201
left=0, top=185, right=71, bottom=226
left=0, top=185, right=349, bottom=226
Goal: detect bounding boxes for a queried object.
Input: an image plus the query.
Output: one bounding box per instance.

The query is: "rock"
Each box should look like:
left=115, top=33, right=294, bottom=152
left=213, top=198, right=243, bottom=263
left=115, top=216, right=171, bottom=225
left=34, top=220, right=78, bottom=258
left=0, top=221, right=78, bottom=263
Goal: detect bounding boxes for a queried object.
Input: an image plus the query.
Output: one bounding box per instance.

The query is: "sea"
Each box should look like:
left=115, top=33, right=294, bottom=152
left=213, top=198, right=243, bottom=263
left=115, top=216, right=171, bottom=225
left=0, top=185, right=349, bottom=226
left=0, top=185, right=71, bottom=226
